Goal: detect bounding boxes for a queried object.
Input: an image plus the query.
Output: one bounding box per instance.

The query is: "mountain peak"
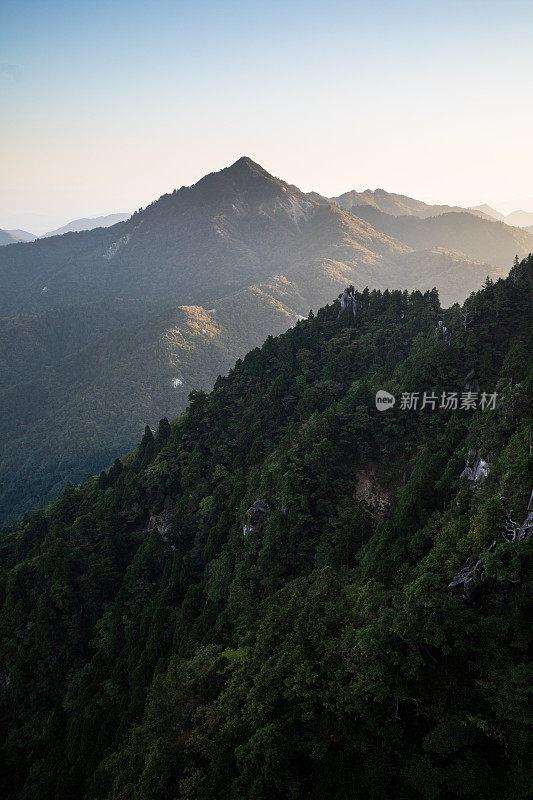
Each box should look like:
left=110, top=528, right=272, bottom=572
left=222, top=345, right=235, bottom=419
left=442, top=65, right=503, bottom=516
left=190, top=156, right=281, bottom=197
left=229, top=155, right=263, bottom=169
left=226, top=156, right=274, bottom=179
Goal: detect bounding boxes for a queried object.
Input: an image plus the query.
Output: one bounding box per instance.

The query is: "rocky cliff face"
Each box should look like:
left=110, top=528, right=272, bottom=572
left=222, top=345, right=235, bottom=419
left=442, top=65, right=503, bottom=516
left=460, top=448, right=490, bottom=484
left=337, top=284, right=358, bottom=320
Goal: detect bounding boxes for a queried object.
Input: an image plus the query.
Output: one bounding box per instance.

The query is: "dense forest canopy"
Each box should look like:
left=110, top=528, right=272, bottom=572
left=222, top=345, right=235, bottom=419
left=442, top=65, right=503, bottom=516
left=0, top=255, right=531, bottom=799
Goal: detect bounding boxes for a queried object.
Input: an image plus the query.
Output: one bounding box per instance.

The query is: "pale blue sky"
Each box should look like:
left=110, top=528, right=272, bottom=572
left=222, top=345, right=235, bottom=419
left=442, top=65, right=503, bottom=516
left=1, top=0, right=532, bottom=231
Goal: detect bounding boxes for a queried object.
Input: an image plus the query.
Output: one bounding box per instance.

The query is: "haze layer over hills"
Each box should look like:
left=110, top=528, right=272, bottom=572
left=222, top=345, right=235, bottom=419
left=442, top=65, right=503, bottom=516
left=3, top=156, right=531, bottom=319
left=0, top=214, right=131, bottom=246
left=0, top=157, right=531, bottom=525
left=469, top=204, right=533, bottom=228
left=40, top=212, right=131, bottom=238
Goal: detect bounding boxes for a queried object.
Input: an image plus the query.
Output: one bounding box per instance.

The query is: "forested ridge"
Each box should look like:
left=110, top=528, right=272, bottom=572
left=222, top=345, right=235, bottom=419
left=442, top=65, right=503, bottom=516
left=0, top=256, right=531, bottom=800
left=1, top=156, right=523, bottom=527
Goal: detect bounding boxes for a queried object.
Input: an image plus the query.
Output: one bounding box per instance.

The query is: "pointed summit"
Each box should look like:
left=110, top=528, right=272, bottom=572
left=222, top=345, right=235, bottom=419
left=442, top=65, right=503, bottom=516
left=190, top=155, right=283, bottom=199
left=229, top=155, right=260, bottom=169
left=182, top=155, right=303, bottom=215
left=226, top=156, right=276, bottom=180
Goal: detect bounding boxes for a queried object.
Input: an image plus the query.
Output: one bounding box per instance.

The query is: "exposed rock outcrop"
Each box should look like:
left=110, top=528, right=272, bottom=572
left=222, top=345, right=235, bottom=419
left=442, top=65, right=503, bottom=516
left=448, top=541, right=496, bottom=602
left=460, top=449, right=490, bottom=484
left=147, top=509, right=172, bottom=541
left=243, top=498, right=272, bottom=537
left=103, top=232, right=131, bottom=260
left=337, top=285, right=357, bottom=320
left=353, top=469, right=392, bottom=522
left=247, top=498, right=271, bottom=524
left=501, top=487, right=533, bottom=544
left=464, top=368, right=480, bottom=394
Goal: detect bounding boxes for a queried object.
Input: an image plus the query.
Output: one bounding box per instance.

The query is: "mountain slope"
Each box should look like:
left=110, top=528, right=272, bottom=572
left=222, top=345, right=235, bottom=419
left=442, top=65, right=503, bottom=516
left=41, top=213, right=131, bottom=238
left=345, top=205, right=533, bottom=267
left=377, top=247, right=504, bottom=306
left=0, top=257, right=531, bottom=800
left=0, top=158, right=512, bottom=319
left=0, top=158, right=408, bottom=317
left=0, top=229, right=37, bottom=245
left=0, top=230, right=23, bottom=246
left=468, top=203, right=506, bottom=222
left=0, top=278, right=307, bottom=525
left=0, top=229, right=38, bottom=246
left=330, top=187, right=493, bottom=220
left=0, top=158, right=524, bottom=526
left=504, top=209, right=533, bottom=228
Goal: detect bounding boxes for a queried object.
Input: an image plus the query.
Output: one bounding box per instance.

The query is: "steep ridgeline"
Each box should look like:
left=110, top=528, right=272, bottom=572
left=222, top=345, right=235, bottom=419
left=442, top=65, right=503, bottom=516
left=2, top=158, right=526, bottom=527
left=0, top=257, right=531, bottom=800
left=0, top=157, right=402, bottom=317
left=0, top=157, right=527, bottom=320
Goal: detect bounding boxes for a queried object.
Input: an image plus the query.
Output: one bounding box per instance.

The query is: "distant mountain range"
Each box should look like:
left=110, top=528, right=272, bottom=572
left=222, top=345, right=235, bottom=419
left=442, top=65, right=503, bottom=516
left=0, top=230, right=22, bottom=246
left=2, top=195, right=530, bottom=251
left=504, top=209, right=533, bottom=227
left=0, top=213, right=131, bottom=247
left=469, top=204, right=533, bottom=228
left=324, top=193, right=533, bottom=228
left=4, top=228, right=37, bottom=243
left=334, top=205, right=532, bottom=267
left=0, top=229, right=38, bottom=245
left=2, top=157, right=530, bottom=319
left=326, top=187, right=488, bottom=220
left=0, top=156, right=531, bottom=525
left=40, top=212, right=131, bottom=238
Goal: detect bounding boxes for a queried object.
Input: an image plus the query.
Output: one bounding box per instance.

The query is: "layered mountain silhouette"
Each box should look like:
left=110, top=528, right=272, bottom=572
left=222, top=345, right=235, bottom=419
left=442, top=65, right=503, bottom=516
left=41, top=212, right=131, bottom=238
left=1, top=156, right=531, bottom=524
left=0, top=229, right=38, bottom=246
left=469, top=203, right=533, bottom=228
left=504, top=209, right=533, bottom=228
left=2, top=156, right=529, bottom=319
left=328, top=187, right=487, bottom=219
left=338, top=205, right=532, bottom=267
left=0, top=230, right=22, bottom=246
left=0, top=215, right=130, bottom=247
left=469, top=203, right=506, bottom=222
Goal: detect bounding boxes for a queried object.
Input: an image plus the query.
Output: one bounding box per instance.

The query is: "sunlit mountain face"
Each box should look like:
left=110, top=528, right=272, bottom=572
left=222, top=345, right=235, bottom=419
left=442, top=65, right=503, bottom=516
left=1, top=157, right=532, bottom=527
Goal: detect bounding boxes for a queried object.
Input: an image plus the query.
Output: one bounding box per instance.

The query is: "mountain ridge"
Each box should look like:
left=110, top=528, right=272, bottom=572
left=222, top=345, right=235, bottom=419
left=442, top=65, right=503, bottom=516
left=0, top=157, right=524, bottom=319
left=41, top=212, right=131, bottom=238
left=329, top=186, right=484, bottom=219
left=0, top=257, right=531, bottom=800
left=0, top=157, right=529, bottom=525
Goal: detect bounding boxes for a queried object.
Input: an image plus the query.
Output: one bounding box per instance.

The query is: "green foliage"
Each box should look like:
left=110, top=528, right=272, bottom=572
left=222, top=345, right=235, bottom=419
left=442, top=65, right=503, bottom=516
left=2, top=159, right=530, bottom=527
left=0, top=257, right=531, bottom=799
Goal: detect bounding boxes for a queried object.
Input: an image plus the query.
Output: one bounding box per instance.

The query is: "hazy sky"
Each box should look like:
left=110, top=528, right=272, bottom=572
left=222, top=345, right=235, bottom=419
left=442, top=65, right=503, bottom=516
left=1, top=0, right=532, bottom=232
